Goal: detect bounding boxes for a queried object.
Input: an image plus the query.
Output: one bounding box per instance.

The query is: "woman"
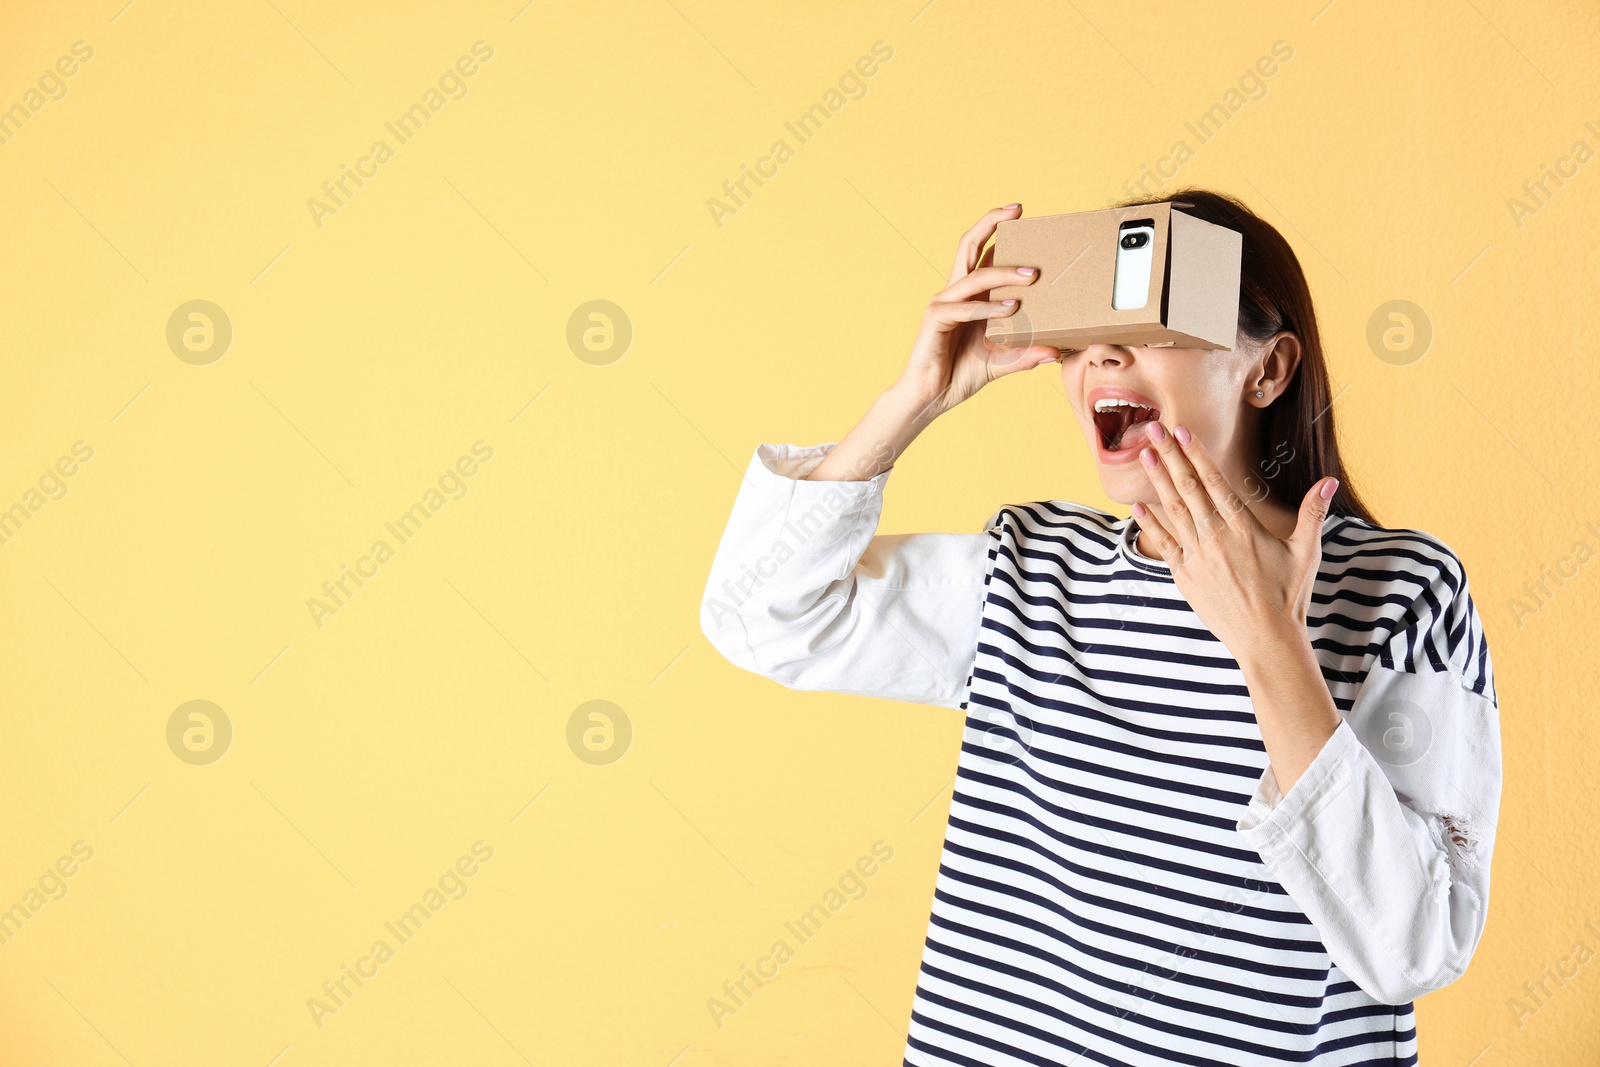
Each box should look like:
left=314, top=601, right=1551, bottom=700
left=699, top=189, right=1500, bottom=1065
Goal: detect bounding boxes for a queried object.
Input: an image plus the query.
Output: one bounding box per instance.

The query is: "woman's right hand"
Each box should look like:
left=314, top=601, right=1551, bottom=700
left=803, top=205, right=1063, bottom=483
left=892, top=204, right=1063, bottom=420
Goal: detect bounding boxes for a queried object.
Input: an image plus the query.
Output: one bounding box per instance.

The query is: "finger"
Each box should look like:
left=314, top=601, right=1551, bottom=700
left=949, top=204, right=1021, bottom=285
left=936, top=265, right=1039, bottom=303
left=924, top=298, right=1022, bottom=331
left=1171, top=424, right=1253, bottom=532
left=1138, top=439, right=1198, bottom=550
left=1146, top=422, right=1223, bottom=545
left=1290, top=477, right=1339, bottom=558
left=1131, top=501, right=1182, bottom=564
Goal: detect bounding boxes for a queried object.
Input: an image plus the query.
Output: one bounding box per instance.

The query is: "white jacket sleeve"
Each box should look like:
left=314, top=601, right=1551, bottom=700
left=699, top=443, right=993, bottom=709
left=1237, top=543, right=1502, bottom=1004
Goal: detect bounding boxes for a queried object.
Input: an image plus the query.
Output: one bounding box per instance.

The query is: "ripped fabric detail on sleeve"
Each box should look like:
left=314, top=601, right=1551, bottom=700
left=1420, top=807, right=1482, bottom=881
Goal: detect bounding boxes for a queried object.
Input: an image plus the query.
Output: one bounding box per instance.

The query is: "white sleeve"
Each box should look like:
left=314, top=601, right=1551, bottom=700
left=699, top=443, right=993, bottom=709
left=1237, top=544, right=1502, bottom=1004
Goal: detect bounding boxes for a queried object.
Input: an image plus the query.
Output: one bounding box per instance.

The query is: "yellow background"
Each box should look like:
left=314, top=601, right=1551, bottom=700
left=1, top=0, right=1596, bottom=1063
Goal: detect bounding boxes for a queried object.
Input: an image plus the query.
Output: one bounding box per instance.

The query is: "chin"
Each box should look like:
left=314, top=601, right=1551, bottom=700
left=1096, top=468, right=1151, bottom=507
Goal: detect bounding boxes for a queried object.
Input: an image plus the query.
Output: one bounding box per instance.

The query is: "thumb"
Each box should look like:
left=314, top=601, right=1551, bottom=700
left=1289, top=477, right=1339, bottom=554
left=991, top=345, right=1060, bottom=376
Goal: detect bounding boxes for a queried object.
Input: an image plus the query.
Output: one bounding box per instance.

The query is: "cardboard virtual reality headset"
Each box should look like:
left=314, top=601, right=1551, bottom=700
left=984, top=202, right=1243, bottom=351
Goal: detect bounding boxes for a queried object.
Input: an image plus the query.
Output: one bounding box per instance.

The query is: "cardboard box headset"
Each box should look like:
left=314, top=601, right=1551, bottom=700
left=984, top=202, right=1243, bottom=351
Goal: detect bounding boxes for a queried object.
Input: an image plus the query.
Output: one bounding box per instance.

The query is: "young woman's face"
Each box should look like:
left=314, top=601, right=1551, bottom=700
left=1056, top=339, right=1268, bottom=507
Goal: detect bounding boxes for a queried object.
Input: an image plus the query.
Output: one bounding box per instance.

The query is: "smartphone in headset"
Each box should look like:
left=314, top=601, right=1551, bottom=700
left=1111, top=218, right=1156, bottom=310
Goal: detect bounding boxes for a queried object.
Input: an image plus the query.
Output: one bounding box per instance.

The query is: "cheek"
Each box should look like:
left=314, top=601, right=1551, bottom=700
left=1059, top=367, right=1096, bottom=433
left=1058, top=361, right=1083, bottom=398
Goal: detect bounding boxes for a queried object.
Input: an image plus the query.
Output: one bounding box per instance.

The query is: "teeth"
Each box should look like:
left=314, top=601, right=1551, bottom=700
left=1093, top=398, right=1156, bottom=413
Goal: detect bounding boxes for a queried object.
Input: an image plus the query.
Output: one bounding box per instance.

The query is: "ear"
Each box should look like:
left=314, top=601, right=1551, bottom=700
left=1250, top=331, right=1303, bottom=407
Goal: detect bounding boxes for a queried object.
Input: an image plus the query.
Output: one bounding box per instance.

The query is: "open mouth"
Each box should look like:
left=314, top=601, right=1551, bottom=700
left=1093, top=398, right=1162, bottom=453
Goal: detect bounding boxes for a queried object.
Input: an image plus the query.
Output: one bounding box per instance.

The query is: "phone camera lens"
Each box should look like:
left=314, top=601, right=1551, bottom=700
left=1121, top=232, right=1149, bottom=250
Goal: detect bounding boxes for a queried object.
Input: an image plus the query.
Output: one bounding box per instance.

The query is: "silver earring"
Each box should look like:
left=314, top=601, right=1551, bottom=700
left=1255, top=390, right=1264, bottom=398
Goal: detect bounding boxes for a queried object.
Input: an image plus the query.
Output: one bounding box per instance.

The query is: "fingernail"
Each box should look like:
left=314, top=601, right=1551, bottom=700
left=1147, top=421, right=1167, bottom=443
left=1173, top=424, right=1191, bottom=446
left=1321, top=478, right=1339, bottom=500
left=1016, top=266, right=1036, bottom=276
left=1000, top=299, right=1016, bottom=306
left=1132, top=502, right=1146, bottom=518
left=1141, top=448, right=1157, bottom=468
left=1003, top=203, right=1020, bottom=210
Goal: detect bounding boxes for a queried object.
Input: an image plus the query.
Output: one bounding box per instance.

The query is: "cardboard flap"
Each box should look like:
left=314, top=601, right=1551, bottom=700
left=1166, top=208, right=1243, bottom=348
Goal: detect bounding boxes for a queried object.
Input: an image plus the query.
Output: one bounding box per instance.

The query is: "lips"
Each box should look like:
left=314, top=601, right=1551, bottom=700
left=1087, top=387, right=1163, bottom=463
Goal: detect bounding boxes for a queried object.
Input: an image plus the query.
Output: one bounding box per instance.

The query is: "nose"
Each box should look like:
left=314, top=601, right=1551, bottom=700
left=1084, top=344, right=1132, bottom=367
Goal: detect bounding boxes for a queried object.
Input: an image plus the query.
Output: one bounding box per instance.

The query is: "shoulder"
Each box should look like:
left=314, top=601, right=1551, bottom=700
left=1324, top=514, right=1472, bottom=601
left=1327, top=515, right=1495, bottom=703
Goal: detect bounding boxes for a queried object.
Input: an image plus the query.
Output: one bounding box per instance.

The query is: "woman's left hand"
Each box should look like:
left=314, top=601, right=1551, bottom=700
left=1131, top=421, right=1339, bottom=666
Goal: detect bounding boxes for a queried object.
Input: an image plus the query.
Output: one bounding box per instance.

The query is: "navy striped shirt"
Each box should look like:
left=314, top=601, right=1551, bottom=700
left=907, top=499, right=1495, bottom=1066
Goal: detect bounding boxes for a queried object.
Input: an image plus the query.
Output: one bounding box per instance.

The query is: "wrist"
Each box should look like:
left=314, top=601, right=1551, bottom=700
left=1234, top=619, right=1314, bottom=677
left=880, top=380, right=945, bottom=430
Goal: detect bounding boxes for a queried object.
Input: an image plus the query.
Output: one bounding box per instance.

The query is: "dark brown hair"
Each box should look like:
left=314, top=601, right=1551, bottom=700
left=1113, top=187, right=1378, bottom=525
